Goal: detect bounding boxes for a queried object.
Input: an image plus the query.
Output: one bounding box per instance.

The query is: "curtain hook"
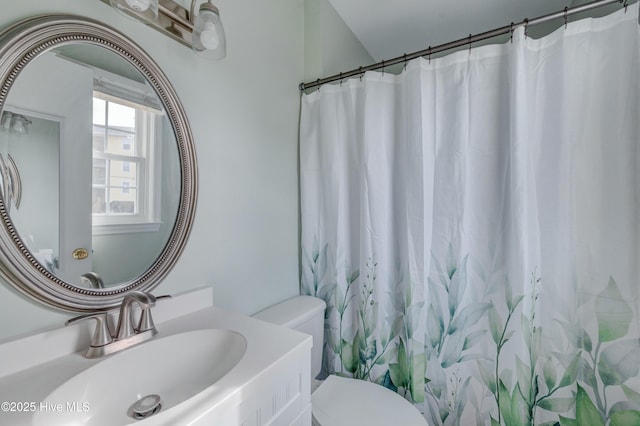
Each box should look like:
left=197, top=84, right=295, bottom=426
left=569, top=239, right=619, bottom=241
left=509, top=22, right=514, bottom=43
left=403, top=53, right=407, bottom=71
left=623, top=0, right=628, bottom=13
left=316, top=79, right=320, bottom=92
left=468, top=34, right=472, bottom=54
left=381, top=60, right=385, bottom=75
left=524, top=18, right=529, bottom=39
left=359, top=66, right=363, bottom=81
left=339, top=72, right=343, bottom=87
left=564, top=7, right=569, bottom=29
left=428, top=46, right=432, bottom=64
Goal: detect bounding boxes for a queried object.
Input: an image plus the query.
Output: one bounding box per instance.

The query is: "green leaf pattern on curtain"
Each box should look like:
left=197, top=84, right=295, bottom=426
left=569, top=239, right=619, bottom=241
left=302, top=239, right=640, bottom=424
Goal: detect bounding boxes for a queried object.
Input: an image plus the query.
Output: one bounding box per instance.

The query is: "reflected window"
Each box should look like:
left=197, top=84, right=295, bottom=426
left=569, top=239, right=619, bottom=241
left=92, top=92, right=161, bottom=230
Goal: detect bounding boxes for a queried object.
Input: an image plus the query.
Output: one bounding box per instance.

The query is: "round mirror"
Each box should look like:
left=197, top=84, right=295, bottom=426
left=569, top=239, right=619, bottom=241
left=0, top=15, right=197, bottom=312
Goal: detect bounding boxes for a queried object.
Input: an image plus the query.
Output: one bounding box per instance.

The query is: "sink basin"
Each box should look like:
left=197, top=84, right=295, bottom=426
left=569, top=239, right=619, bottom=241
left=33, top=329, right=247, bottom=426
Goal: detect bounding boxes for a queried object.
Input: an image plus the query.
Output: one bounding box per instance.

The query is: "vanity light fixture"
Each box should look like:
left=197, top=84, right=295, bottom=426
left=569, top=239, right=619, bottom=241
left=1, top=111, right=31, bottom=134
left=102, top=0, right=226, bottom=59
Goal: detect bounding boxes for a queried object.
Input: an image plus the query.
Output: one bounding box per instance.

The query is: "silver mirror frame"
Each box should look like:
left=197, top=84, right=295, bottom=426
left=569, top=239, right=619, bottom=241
left=0, top=15, right=198, bottom=312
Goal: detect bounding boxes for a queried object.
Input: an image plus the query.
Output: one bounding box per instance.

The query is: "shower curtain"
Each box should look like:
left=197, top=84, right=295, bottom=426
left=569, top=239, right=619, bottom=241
left=300, top=4, right=640, bottom=425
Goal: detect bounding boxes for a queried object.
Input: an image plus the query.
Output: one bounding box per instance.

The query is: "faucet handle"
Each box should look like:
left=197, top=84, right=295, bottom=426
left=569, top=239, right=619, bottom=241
left=136, top=294, right=171, bottom=333
left=66, top=312, right=113, bottom=348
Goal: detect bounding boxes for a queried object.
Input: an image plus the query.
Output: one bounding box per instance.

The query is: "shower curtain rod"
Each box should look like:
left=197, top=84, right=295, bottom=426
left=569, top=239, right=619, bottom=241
left=299, top=0, right=630, bottom=91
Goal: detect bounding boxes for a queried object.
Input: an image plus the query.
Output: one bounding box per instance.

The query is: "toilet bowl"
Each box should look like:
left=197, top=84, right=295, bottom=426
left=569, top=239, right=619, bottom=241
left=254, top=295, right=427, bottom=426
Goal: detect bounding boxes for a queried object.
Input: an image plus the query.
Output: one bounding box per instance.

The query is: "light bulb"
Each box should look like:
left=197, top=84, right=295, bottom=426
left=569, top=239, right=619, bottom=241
left=200, top=22, right=220, bottom=50
left=1, top=112, right=11, bottom=130
left=12, top=116, right=26, bottom=134
left=110, top=0, right=158, bottom=21
left=125, top=0, right=151, bottom=12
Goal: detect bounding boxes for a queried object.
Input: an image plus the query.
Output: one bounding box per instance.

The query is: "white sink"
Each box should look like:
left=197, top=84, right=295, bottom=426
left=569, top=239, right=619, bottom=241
left=33, top=329, right=247, bottom=426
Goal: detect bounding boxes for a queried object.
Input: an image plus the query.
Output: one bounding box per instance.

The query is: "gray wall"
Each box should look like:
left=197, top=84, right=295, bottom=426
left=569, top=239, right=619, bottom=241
left=304, top=0, right=374, bottom=82
left=0, top=0, right=372, bottom=342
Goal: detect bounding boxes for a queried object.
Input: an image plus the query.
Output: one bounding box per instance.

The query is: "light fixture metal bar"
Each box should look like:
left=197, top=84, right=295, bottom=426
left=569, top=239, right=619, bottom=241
left=159, top=0, right=194, bottom=30
left=300, top=0, right=627, bottom=91
left=99, top=0, right=195, bottom=47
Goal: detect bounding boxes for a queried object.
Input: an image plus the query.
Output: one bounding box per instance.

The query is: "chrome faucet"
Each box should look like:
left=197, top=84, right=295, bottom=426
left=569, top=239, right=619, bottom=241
left=66, top=291, right=171, bottom=359
left=80, top=272, right=105, bottom=289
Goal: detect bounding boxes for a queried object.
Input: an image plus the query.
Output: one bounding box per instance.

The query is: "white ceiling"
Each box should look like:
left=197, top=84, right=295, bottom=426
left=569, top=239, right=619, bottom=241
left=328, top=0, right=574, bottom=61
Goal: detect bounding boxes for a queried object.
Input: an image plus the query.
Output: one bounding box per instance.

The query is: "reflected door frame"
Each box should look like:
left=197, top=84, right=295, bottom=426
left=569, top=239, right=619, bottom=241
left=7, top=53, right=93, bottom=284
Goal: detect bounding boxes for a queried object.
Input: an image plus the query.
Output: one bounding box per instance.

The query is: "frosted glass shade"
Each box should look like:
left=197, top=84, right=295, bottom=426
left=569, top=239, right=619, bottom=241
left=110, top=0, right=159, bottom=23
left=192, top=4, right=226, bottom=60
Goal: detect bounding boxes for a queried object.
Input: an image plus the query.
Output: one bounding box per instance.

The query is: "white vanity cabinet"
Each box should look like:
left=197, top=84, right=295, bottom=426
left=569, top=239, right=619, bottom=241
left=195, top=342, right=311, bottom=426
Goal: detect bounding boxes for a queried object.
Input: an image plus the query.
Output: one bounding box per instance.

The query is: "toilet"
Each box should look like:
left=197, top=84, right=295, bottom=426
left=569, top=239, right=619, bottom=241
left=253, top=295, right=427, bottom=426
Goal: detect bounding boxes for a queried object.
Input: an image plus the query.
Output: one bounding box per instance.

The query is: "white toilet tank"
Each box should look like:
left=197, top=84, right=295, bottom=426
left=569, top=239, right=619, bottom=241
left=253, top=295, right=326, bottom=379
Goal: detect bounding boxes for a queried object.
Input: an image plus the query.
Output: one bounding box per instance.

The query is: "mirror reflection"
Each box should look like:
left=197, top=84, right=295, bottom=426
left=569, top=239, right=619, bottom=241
left=0, top=44, right=181, bottom=289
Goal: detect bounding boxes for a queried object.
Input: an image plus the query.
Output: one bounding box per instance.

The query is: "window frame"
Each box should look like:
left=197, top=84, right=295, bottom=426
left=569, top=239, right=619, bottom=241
left=90, top=70, right=164, bottom=235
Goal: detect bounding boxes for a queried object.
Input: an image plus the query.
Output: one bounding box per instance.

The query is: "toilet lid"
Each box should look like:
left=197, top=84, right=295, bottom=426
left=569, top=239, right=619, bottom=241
left=311, top=375, right=428, bottom=426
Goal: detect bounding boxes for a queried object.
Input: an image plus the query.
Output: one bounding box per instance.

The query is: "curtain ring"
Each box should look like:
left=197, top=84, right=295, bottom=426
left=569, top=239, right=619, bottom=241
left=509, top=22, right=514, bottom=43
left=564, top=7, right=569, bottom=29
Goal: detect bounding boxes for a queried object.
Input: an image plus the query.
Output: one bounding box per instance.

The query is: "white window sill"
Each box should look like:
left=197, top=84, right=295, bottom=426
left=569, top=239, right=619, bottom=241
left=92, top=222, right=162, bottom=236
